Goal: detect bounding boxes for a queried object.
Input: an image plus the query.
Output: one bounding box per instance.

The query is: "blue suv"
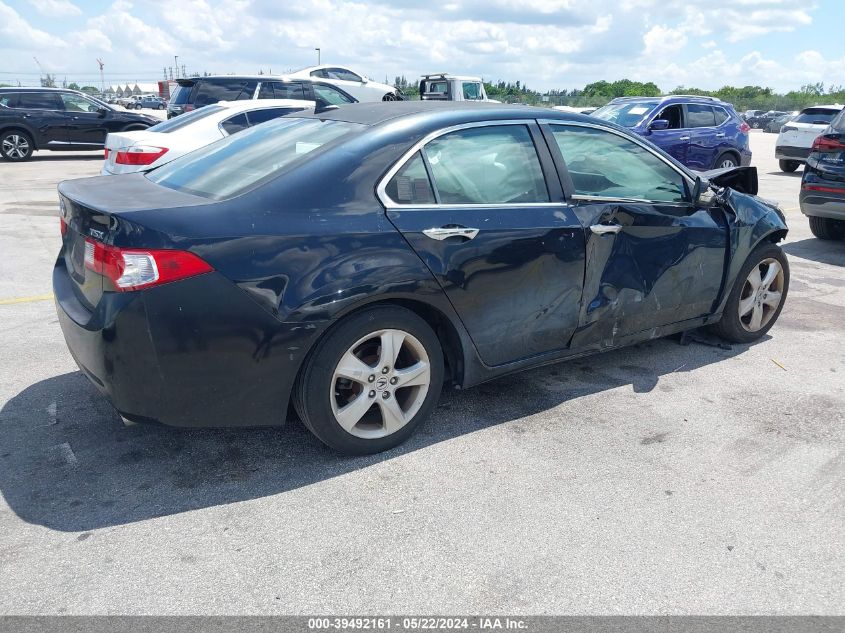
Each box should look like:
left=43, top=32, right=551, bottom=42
left=592, top=95, right=752, bottom=171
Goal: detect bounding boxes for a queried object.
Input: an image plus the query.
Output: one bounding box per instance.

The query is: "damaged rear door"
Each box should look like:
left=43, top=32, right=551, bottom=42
left=542, top=121, right=728, bottom=349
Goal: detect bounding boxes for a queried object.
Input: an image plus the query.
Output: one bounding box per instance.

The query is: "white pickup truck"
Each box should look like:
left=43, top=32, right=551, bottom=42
left=419, top=73, right=498, bottom=102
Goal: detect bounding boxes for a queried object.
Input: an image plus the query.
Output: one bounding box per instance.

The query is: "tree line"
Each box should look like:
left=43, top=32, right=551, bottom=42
left=394, top=75, right=845, bottom=111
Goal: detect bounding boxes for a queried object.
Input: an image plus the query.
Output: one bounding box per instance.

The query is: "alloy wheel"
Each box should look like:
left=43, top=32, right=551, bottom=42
left=738, top=258, right=785, bottom=332
left=719, top=157, right=737, bottom=169
left=2, top=134, right=30, bottom=159
left=330, top=328, right=431, bottom=439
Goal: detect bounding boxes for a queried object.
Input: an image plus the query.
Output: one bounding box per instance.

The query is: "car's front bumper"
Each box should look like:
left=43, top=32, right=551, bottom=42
left=776, top=145, right=811, bottom=162
left=54, top=257, right=323, bottom=428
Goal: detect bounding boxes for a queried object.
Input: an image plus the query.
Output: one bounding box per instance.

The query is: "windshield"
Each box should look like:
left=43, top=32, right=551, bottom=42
left=591, top=101, right=658, bottom=127
left=794, top=108, right=841, bottom=125
left=147, top=105, right=225, bottom=133
left=147, top=117, right=364, bottom=200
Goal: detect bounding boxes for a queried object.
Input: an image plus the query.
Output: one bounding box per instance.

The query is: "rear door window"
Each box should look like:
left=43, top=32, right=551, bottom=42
left=192, top=79, right=257, bottom=106
left=385, top=152, right=435, bottom=205
left=247, top=107, right=301, bottom=126
left=423, top=125, right=549, bottom=204
left=220, top=113, right=249, bottom=135
left=259, top=82, right=307, bottom=100
left=16, top=92, right=63, bottom=110
left=686, top=104, right=716, bottom=128
left=713, top=107, right=729, bottom=125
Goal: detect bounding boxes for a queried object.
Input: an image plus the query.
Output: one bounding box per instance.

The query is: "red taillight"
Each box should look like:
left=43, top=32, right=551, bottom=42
left=811, top=135, right=845, bottom=152
left=802, top=183, right=845, bottom=194
left=104, top=148, right=110, bottom=159
left=739, top=122, right=750, bottom=134
left=114, top=146, right=168, bottom=166
left=60, top=217, right=67, bottom=237
left=83, top=240, right=213, bottom=292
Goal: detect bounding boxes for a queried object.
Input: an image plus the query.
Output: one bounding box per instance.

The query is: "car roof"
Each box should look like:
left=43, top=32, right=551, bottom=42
left=610, top=95, right=729, bottom=106
left=295, top=100, right=593, bottom=127
left=800, top=104, right=844, bottom=112
left=177, top=74, right=297, bottom=84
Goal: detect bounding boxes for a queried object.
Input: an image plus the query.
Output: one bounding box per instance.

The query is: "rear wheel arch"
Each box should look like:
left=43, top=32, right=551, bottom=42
left=304, top=296, right=467, bottom=387
left=715, top=150, right=740, bottom=168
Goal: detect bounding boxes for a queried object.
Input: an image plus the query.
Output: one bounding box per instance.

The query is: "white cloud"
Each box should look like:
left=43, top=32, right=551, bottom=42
left=0, top=1, right=59, bottom=47
left=28, top=0, right=81, bottom=17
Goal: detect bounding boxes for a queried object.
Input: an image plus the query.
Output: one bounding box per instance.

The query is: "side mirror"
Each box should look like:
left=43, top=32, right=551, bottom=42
left=648, top=119, right=670, bottom=131
left=691, top=175, right=714, bottom=207
left=96, top=107, right=108, bottom=117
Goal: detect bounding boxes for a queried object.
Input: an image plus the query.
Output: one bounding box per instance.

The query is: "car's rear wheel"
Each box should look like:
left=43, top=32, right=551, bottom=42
left=779, top=160, right=800, bottom=173
left=715, top=153, right=738, bottom=169
left=294, top=306, right=444, bottom=454
left=711, top=243, right=789, bottom=344
left=808, top=215, right=845, bottom=240
left=382, top=92, right=399, bottom=101
left=0, top=130, right=34, bottom=161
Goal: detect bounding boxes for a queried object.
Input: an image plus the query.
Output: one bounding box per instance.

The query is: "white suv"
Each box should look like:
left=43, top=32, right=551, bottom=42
left=776, top=104, right=843, bottom=172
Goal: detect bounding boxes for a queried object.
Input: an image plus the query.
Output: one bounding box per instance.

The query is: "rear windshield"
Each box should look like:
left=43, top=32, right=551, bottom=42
left=192, top=79, right=257, bottom=107
left=147, top=117, right=364, bottom=200
left=147, top=105, right=225, bottom=133
left=170, top=84, right=192, bottom=105
left=592, top=101, right=658, bottom=127
left=794, top=108, right=841, bottom=125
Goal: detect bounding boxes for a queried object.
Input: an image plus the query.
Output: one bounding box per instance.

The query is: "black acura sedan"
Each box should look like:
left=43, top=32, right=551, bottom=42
left=54, top=102, right=789, bottom=454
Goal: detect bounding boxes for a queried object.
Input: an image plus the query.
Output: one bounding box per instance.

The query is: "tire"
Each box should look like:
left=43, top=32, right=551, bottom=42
left=808, top=215, right=845, bottom=240
left=714, top=153, right=738, bottom=170
left=779, top=160, right=800, bottom=173
left=751, top=121, right=760, bottom=129
left=382, top=92, right=398, bottom=101
left=158, top=104, right=165, bottom=110
left=294, top=305, right=444, bottom=454
left=0, top=130, right=34, bottom=161
left=710, top=242, right=789, bottom=344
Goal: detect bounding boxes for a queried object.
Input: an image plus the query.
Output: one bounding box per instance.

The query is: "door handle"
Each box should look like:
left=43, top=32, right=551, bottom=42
left=590, top=223, right=622, bottom=235
left=716, top=133, right=726, bottom=138
left=679, top=136, right=690, bottom=141
left=422, top=227, right=479, bottom=241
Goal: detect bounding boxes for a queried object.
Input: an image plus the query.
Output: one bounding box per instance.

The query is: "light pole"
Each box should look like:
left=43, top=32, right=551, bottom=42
left=315, top=48, right=320, bottom=65
left=174, top=55, right=179, bottom=79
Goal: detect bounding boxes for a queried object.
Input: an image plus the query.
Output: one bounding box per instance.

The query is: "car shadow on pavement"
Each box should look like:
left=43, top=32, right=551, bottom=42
left=783, top=238, right=845, bottom=267
left=0, top=334, right=761, bottom=533
left=764, top=170, right=803, bottom=177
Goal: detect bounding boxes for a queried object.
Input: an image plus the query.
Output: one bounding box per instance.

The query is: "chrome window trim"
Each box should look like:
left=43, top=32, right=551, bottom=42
left=539, top=118, right=696, bottom=193
left=376, top=119, right=559, bottom=209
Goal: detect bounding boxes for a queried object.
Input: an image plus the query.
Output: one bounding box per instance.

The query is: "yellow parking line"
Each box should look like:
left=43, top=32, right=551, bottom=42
left=0, top=293, right=54, bottom=306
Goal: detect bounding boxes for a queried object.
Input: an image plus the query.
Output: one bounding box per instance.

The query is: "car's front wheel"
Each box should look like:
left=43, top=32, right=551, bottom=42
left=779, top=159, right=800, bottom=173
left=294, top=306, right=444, bottom=454
left=808, top=216, right=845, bottom=240
left=711, top=243, right=789, bottom=344
left=0, top=130, right=34, bottom=161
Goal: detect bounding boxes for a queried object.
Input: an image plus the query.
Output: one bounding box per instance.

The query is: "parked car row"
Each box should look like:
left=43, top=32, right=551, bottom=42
left=53, top=99, right=791, bottom=454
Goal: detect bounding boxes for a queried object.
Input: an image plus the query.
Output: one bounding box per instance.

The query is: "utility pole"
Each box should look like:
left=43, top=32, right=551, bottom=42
left=315, top=48, right=320, bottom=65
left=174, top=56, right=179, bottom=79
left=97, top=58, right=105, bottom=94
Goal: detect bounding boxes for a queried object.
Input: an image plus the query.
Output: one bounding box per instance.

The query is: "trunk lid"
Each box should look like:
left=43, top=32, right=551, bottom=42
left=58, top=174, right=211, bottom=309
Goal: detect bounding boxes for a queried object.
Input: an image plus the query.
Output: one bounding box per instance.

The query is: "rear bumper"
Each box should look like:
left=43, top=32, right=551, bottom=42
left=776, top=145, right=811, bottom=161
left=800, top=190, right=845, bottom=220
left=53, top=257, right=324, bottom=428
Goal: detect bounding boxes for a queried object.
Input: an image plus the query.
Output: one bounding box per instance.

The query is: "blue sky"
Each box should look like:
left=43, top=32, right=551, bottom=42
left=1, top=0, right=842, bottom=92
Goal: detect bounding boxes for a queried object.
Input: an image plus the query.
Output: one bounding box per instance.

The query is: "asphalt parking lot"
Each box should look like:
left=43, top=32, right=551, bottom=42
left=0, top=131, right=842, bottom=615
